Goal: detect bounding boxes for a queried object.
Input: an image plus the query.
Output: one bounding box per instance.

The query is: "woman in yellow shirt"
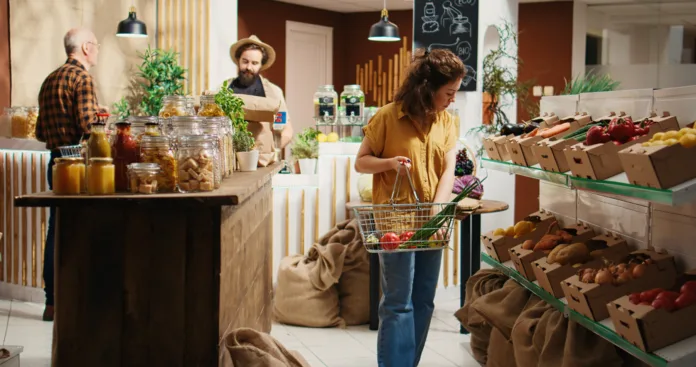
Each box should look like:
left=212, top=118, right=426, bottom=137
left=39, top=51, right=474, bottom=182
left=355, top=48, right=464, bottom=367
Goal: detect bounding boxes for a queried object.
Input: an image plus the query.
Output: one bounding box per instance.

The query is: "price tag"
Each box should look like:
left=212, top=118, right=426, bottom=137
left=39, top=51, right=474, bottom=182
left=273, top=111, right=287, bottom=131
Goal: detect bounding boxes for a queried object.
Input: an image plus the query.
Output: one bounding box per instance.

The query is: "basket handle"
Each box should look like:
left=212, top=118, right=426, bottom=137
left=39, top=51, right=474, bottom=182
left=389, top=163, right=421, bottom=205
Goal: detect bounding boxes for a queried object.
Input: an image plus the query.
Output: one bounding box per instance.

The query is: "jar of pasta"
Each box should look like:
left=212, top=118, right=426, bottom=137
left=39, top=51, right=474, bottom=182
left=26, top=107, right=38, bottom=139
left=87, top=121, right=111, bottom=160
left=52, top=157, right=85, bottom=195
left=87, top=157, right=115, bottom=195
left=314, top=85, right=338, bottom=124
left=128, top=163, right=160, bottom=194
left=159, top=95, right=189, bottom=118
left=201, top=117, right=226, bottom=180
left=176, top=135, right=218, bottom=193
left=140, top=135, right=178, bottom=192
left=340, top=85, right=365, bottom=124
left=111, top=121, right=139, bottom=192
left=198, top=95, right=225, bottom=117
left=222, top=119, right=235, bottom=176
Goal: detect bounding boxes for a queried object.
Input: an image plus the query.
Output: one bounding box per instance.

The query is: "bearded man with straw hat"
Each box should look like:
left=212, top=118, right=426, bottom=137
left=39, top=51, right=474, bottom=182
left=220, top=35, right=294, bottom=166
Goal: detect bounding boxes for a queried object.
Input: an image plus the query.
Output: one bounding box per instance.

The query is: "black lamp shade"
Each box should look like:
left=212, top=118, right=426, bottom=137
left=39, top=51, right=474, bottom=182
left=368, top=12, right=400, bottom=42
left=117, top=8, right=148, bottom=38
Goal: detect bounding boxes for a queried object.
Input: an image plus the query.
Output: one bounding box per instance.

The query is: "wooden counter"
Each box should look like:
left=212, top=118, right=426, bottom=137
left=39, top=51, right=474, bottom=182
left=14, top=163, right=282, bottom=367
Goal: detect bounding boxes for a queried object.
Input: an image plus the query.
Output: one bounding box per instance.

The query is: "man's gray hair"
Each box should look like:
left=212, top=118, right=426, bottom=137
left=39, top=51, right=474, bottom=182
left=63, top=28, right=93, bottom=56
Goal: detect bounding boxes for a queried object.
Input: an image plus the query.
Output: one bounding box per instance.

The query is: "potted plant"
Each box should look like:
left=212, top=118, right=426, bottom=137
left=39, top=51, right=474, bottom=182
left=561, top=70, right=620, bottom=95
left=291, top=128, right=319, bottom=174
left=234, top=129, right=258, bottom=171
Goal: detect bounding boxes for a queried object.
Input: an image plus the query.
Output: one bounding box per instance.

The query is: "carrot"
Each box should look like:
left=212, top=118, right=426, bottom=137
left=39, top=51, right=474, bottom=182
left=540, top=122, right=571, bottom=138
left=526, top=128, right=539, bottom=138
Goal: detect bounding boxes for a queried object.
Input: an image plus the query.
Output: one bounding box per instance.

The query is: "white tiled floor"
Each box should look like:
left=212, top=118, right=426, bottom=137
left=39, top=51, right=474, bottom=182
left=0, top=286, right=480, bottom=367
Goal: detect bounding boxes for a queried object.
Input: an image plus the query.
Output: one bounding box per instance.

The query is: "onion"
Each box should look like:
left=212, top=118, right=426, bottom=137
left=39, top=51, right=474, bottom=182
left=615, top=271, right=633, bottom=285
left=452, top=176, right=484, bottom=199
left=632, top=264, right=646, bottom=278
left=595, top=269, right=613, bottom=285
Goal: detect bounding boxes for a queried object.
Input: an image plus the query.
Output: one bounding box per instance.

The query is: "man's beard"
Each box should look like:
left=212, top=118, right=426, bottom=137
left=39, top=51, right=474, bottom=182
left=237, top=70, right=258, bottom=87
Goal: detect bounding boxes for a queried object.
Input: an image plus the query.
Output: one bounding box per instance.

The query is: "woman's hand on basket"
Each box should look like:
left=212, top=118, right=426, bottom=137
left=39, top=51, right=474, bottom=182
left=390, top=156, right=412, bottom=176
left=430, top=205, right=447, bottom=242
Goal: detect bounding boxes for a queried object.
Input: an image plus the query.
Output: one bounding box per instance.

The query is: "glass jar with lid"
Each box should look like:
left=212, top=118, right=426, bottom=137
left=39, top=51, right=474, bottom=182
left=87, top=121, right=111, bottom=160
left=128, top=163, right=161, bottom=194
left=10, top=106, right=29, bottom=138
left=176, top=135, right=218, bottom=193
left=129, top=116, right=160, bottom=139
left=198, top=95, right=226, bottom=117
left=223, top=119, right=234, bottom=176
left=87, top=157, right=115, bottom=195
left=340, top=85, right=365, bottom=124
left=159, top=95, right=190, bottom=118
left=186, top=95, right=196, bottom=115
left=201, top=117, right=226, bottom=179
left=166, top=116, right=204, bottom=141
left=313, top=85, right=338, bottom=124
left=140, top=135, right=178, bottom=192
left=52, top=157, right=85, bottom=195
left=110, top=121, right=139, bottom=192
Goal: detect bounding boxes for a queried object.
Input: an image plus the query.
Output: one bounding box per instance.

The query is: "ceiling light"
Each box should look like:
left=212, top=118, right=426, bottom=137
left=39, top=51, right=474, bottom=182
left=368, top=0, right=400, bottom=42
left=116, top=6, right=148, bottom=38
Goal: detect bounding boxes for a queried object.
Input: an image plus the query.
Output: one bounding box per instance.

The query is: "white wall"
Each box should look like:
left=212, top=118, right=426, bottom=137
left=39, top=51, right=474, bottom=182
left=455, top=0, right=519, bottom=234
left=572, top=0, right=588, bottom=79
left=208, top=0, right=238, bottom=90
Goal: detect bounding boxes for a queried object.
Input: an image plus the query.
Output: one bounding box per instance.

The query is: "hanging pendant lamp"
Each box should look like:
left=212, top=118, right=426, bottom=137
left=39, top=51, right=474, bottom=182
left=368, top=0, right=400, bottom=42
left=116, top=6, right=148, bottom=38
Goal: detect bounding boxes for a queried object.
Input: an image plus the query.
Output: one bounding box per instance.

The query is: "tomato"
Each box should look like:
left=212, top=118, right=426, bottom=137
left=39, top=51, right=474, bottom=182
left=681, top=281, right=696, bottom=295
left=655, top=291, right=680, bottom=302
left=675, top=292, right=696, bottom=310
left=380, top=232, right=400, bottom=250
left=640, top=288, right=664, bottom=303
left=652, top=298, right=676, bottom=312
left=400, top=231, right=415, bottom=242
left=629, top=293, right=642, bottom=305
left=639, top=302, right=652, bottom=306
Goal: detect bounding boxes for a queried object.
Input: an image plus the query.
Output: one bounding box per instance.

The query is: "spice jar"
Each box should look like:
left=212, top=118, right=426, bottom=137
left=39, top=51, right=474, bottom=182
left=340, top=85, right=365, bottom=124
left=313, top=85, right=338, bottom=124
left=159, top=95, right=190, bottom=118
left=176, top=135, right=218, bottom=193
left=110, top=121, right=139, bottom=192
left=87, top=121, right=111, bottom=160
left=87, top=157, right=115, bottom=195
left=52, top=157, right=85, bottom=195
left=140, top=135, right=178, bottom=192
left=198, top=95, right=226, bottom=117
left=128, top=163, right=160, bottom=194
left=201, top=117, right=226, bottom=180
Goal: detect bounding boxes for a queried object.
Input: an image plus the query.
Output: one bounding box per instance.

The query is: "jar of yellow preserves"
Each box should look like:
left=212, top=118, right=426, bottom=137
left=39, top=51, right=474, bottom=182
left=52, top=157, right=85, bottom=195
left=87, top=157, right=115, bottom=195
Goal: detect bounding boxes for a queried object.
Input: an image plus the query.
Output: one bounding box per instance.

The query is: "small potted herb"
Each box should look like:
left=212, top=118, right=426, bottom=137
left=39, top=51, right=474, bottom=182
left=233, top=129, right=258, bottom=171
left=291, top=128, right=319, bottom=174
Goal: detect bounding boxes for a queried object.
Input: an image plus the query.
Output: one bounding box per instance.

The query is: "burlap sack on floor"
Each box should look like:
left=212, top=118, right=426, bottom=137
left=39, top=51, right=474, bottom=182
left=471, top=278, right=532, bottom=339
left=510, top=295, right=552, bottom=367
left=273, top=243, right=347, bottom=328
left=454, top=269, right=508, bottom=364
left=556, top=319, right=623, bottom=367
left=487, top=327, right=517, bottom=367
left=219, top=328, right=310, bottom=367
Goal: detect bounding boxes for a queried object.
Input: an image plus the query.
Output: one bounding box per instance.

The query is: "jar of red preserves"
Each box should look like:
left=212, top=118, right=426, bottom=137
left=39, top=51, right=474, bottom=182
left=111, top=120, right=139, bottom=192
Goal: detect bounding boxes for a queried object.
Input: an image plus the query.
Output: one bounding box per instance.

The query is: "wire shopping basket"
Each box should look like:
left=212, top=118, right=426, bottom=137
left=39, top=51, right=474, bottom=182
left=352, top=164, right=458, bottom=253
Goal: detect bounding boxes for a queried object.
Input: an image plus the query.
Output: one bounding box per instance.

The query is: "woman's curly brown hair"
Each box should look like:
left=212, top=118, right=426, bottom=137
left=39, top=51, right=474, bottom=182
left=395, top=48, right=465, bottom=122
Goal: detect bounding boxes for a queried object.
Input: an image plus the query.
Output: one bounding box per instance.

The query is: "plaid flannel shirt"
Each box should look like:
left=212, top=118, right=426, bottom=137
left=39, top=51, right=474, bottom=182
left=36, top=58, right=99, bottom=150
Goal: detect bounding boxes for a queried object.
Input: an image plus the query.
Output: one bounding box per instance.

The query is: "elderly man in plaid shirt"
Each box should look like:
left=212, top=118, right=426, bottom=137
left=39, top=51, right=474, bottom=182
left=35, top=27, right=104, bottom=321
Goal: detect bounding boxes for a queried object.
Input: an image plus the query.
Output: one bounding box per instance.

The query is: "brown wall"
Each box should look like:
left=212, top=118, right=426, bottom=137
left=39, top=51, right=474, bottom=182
left=0, top=0, right=9, bottom=110
left=515, top=1, right=574, bottom=222
left=238, top=0, right=412, bottom=94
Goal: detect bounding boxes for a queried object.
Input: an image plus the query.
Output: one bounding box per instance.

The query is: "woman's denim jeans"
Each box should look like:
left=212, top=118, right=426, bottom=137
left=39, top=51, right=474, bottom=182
left=377, top=250, right=442, bottom=367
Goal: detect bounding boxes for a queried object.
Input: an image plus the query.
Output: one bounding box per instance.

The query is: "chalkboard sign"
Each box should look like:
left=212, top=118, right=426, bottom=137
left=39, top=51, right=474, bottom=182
left=413, top=0, right=479, bottom=92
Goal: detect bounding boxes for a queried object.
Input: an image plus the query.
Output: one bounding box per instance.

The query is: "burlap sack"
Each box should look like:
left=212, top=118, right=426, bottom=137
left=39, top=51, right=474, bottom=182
left=510, top=295, right=552, bottom=367
left=472, top=279, right=532, bottom=339
left=219, top=328, right=310, bottom=367
left=273, top=253, right=345, bottom=328
left=454, top=269, right=508, bottom=364
left=487, top=327, right=517, bottom=367
left=556, top=319, right=623, bottom=367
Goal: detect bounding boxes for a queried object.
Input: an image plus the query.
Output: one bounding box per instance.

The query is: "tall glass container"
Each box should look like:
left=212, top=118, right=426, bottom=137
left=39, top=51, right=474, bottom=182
left=198, top=95, right=225, bottom=117
left=313, top=85, right=338, bottom=124
left=159, top=95, right=190, bottom=117
left=87, top=121, right=111, bottom=160
left=176, top=135, right=218, bottom=193
left=129, top=116, right=161, bottom=151
left=87, top=157, right=115, bottom=195
left=340, top=85, right=365, bottom=124
left=201, top=117, right=226, bottom=179
left=110, top=121, right=139, bottom=192
left=140, top=135, right=178, bottom=192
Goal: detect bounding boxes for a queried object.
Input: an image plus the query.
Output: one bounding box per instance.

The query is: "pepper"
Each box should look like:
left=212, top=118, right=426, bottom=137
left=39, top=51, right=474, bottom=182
left=584, top=126, right=606, bottom=145
left=608, top=117, right=636, bottom=142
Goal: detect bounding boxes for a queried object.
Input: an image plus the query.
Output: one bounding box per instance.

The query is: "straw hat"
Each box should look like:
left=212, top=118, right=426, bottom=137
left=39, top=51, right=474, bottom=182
left=229, top=35, right=276, bottom=71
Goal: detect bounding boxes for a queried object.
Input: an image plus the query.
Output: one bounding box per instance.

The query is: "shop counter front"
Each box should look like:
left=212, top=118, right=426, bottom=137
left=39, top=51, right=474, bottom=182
left=14, top=163, right=282, bottom=367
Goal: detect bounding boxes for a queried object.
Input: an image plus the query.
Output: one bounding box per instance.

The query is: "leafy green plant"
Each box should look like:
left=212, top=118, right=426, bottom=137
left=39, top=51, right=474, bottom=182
left=113, top=97, right=131, bottom=119
left=291, top=128, right=319, bottom=159
left=136, top=46, right=187, bottom=116
left=215, top=80, right=247, bottom=132
left=562, top=70, right=620, bottom=95
left=233, top=129, right=255, bottom=153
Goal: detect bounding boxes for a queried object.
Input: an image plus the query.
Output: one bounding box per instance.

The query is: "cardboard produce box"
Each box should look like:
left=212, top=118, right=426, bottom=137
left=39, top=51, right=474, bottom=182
left=619, top=116, right=696, bottom=189
left=530, top=112, right=560, bottom=129
left=482, top=210, right=557, bottom=263
left=533, top=113, right=612, bottom=173
left=561, top=250, right=678, bottom=321
left=608, top=272, right=696, bottom=353
left=483, top=135, right=514, bottom=161
left=564, top=113, right=680, bottom=180
left=509, top=223, right=595, bottom=281
left=506, top=135, right=544, bottom=167
left=533, top=233, right=630, bottom=298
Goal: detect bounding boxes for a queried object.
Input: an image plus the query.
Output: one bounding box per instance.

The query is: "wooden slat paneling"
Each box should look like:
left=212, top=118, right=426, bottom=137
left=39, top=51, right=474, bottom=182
left=21, top=153, right=27, bottom=286
left=0, top=153, right=4, bottom=282
left=12, top=153, right=18, bottom=284
left=31, top=154, right=37, bottom=287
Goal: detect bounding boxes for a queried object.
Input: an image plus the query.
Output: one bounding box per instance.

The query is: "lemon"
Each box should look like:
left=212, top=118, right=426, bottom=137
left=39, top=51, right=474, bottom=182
left=664, top=131, right=679, bottom=140
left=664, top=138, right=679, bottom=146
left=652, top=132, right=665, bottom=141
left=493, top=228, right=506, bottom=236
left=317, top=133, right=327, bottom=142
left=679, top=133, right=696, bottom=148
left=642, top=142, right=652, bottom=147
left=327, top=132, right=339, bottom=143
left=652, top=140, right=665, bottom=146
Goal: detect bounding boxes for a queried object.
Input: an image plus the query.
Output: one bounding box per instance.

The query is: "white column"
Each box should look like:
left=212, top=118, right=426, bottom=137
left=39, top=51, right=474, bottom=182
left=572, top=0, right=588, bottom=78
left=208, top=0, right=238, bottom=91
